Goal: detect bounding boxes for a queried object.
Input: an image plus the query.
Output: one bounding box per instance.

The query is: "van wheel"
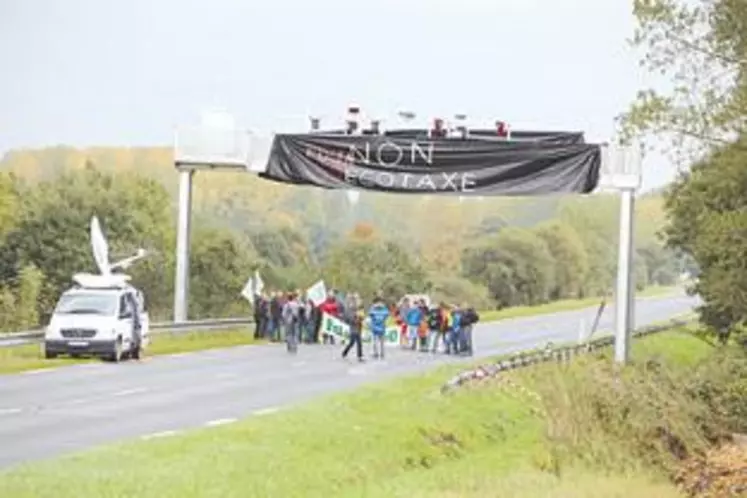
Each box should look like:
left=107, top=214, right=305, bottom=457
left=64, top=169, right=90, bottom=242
left=44, top=350, right=57, bottom=360
left=131, top=344, right=142, bottom=360
left=109, top=339, right=123, bottom=363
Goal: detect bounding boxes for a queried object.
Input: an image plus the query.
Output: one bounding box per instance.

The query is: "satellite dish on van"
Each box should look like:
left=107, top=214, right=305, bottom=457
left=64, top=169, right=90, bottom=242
left=73, top=216, right=148, bottom=288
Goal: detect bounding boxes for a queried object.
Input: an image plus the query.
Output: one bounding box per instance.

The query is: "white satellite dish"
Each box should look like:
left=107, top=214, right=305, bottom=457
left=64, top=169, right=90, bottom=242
left=73, top=216, right=149, bottom=288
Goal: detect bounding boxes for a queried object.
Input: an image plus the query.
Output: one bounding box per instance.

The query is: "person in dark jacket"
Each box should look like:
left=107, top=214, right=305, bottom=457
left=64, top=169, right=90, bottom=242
left=269, top=291, right=283, bottom=342
left=341, top=293, right=364, bottom=362
left=460, top=303, right=480, bottom=356
left=253, top=293, right=267, bottom=339
left=427, top=303, right=445, bottom=353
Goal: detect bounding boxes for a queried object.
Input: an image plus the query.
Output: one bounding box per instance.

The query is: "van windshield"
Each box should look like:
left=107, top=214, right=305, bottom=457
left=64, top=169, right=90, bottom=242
left=55, top=293, right=118, bottom=316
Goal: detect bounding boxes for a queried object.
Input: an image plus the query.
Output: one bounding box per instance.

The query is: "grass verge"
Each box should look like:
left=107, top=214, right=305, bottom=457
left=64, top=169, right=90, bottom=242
left=1, top=323, right=738, bottom=498
left=0, top=329, right=260, bottom=375
left=479, top=285, right=677, bottom=322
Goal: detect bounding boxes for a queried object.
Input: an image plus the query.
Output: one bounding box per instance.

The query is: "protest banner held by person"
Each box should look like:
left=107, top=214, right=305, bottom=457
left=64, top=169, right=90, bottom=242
left=319, top=289, right=340, bottom=345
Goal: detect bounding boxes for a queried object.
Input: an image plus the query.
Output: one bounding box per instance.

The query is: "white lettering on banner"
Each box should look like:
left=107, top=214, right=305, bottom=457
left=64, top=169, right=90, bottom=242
left=462, top=174, right=477, bottom=192
left=415, top=175, right=437, bottom=190
left=342, top=142, right=434, bottom=167
left=376, top=141, right=404, bottom=167
left=344, top=167, right=478, bottom=193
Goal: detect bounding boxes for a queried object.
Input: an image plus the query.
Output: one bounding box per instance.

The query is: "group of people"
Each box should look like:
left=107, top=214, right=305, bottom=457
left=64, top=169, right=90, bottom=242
left=252, top=289, right=479, bottom=360
left=252, top=289, right=341, bottom=349
left=394, top=297, right=479, bottom=356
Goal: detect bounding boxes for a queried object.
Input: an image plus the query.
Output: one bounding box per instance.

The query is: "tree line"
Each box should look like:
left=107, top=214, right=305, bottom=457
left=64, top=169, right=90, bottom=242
left=620, top=0, right=747, bottom=345
left=0, top=152, right=681, bottom=332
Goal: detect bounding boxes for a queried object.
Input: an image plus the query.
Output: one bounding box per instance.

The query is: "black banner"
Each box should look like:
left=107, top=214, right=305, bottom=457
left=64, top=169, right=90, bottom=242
left=260, top=133, right=601, bottom=196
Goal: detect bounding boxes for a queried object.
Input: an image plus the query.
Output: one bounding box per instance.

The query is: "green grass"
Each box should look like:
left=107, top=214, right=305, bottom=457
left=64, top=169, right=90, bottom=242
left=0, top=327, right=713, bottom=498
left=0, top=329, right=260, bottom=375
left=480, top=285, right=678, bottom=322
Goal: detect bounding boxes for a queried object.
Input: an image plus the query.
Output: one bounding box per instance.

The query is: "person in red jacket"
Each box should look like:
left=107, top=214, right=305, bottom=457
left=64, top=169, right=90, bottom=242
left=319, top=290, right=340, bottom=344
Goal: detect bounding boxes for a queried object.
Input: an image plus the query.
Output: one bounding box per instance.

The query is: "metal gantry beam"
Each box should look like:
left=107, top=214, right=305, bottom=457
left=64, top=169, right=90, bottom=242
left=173, top=169, right=194, bottom=322
left=614, top=187, right=636, bottom=364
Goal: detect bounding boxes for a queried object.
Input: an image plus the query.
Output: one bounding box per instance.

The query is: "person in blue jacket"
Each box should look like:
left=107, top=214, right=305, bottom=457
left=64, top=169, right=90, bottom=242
left=448, top=305, right=463, bottom=354
left=368, top=296, right=390, bottom=360
left=405, top=300, right=425, bottom=350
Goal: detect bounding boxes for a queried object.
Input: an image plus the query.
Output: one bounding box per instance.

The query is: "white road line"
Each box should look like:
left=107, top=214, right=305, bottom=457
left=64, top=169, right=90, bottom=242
left=215, top=373, right=238, bottom=379
left=77, top=363, right=103, bottom=369
left=253, top=406, right=281, bottom=416
left=0, top=408, right=22, bottom=416
left=292, top=361, right=307, bottom=367
left=22, top=368, right=53, bottom=375
left=112, top=387, right=148, bottom=397
left=141, top=430, right=178, bottom=440
left=205, top=418, right=237, bottom=427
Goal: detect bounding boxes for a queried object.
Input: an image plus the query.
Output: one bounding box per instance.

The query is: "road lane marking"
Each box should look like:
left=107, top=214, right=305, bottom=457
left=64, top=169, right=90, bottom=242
left=112, top=388, right=148, bottom=397
left=76, top=363, right=103, bottom=369
left=205, top=418, right=236, bottom=427
left=215, top=373, right=238, bottom=379
left=23, top=368, right=54, bottom=375
left=253, top=407, right=281, bottom=416
left=0, top=408, right=22, bottom=416
left=292, top=361, right=307, bottom=367
left=141, top=430, right=178, bottom=440
left=166, top=353, right=190, bottom=359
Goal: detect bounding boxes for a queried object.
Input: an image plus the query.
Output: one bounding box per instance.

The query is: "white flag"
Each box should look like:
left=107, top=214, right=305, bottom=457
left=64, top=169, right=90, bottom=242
left=306, top=280, right=327, bottom=306
left=241, top=271, right=264, bottom=302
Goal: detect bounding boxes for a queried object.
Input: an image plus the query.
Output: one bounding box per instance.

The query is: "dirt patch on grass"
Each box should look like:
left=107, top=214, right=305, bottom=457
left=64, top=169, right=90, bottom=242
left=675, top=438, right=747, bottom=497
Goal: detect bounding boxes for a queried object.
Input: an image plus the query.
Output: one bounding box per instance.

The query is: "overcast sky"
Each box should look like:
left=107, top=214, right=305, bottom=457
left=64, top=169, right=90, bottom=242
left=0, top=0, right=672, bottom=190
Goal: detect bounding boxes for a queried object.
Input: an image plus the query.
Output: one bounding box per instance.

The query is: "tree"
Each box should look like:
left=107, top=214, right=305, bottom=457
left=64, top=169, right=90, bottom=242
left=534, top=221, right=589, bottom=299
left=637, top=243, right=679, bottom=286
left=462, top=228, right=556, bottom=307
left=663, top=139, right=747, bottom=340
left=324, top=232, right=429, bottom=302
left=0, top=173, right=20, bottom=238
left=618, top=0, right=747, bottom=162
left=189, top=227, right=258, bottom=319
left=0, top=264, right=44, bottom=332
left=250, top=227, right=310, bottom=268
left=0, top=167, right=174, bottom=321
left=557, top=196, right=618, bottom=297
left=429, top=275, right=493, bottom=310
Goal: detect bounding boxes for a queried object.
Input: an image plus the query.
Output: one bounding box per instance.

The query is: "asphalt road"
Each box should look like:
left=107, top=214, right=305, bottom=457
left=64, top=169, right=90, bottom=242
left=0, top=292, right=698, bottom=470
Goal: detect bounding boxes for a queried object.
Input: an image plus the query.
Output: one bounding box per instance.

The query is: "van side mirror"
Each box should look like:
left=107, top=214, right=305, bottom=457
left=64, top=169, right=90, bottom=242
left=119, top=310, right=133, bottom=319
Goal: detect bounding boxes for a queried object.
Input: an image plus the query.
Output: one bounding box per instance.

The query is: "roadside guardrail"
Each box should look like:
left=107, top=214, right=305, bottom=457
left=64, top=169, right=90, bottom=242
left=441, top=318, right=692, bottom=392
left=0, top=318, right=254, bottom=348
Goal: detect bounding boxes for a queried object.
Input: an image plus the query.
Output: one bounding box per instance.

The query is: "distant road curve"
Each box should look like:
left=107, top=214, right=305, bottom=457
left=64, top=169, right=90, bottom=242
left=0, top=291, right=698, bottom=469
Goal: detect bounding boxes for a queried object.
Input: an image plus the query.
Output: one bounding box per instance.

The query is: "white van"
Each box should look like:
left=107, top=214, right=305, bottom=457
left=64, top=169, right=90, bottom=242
left=43, top=282, right=150, bottom=362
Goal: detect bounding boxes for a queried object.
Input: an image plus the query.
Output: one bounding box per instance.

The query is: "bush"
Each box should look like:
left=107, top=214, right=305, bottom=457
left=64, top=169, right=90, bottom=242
left=428, top=275, right=493, bottom=309
left=0, top=264, right=44, bottom=332
left=684, top=348, right=747, bottom=435
left=525, top=356, right=712, bottom=475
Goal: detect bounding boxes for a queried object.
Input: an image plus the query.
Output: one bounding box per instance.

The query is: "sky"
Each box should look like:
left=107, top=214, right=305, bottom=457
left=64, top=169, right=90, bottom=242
left=0, top=0, right=673, bottom=190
